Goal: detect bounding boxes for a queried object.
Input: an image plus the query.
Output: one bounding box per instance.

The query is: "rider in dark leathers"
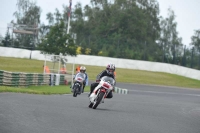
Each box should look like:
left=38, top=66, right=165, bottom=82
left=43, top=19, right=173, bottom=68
left=88, top=64, right=115, bottom=98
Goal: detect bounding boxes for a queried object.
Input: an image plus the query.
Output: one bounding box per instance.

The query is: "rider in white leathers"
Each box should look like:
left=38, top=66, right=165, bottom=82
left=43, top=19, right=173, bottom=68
left=71, top=66, right=88, bottom=93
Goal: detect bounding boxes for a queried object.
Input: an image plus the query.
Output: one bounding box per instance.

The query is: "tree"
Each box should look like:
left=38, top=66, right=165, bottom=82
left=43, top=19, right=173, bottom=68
left=38, top=21, right=77, bottom=56
left=46, top=12, right=54, bottom=25
left=0, top=34, right=3, bottom=46
left=191, top=30, right=200, bottom=50
left=13, top=0, right=41, bottom=25
left=191, top=29, right=200, bottom=69
left=2, top=29, right=12, bottom=47
left=42, top=5, right=71, bottom=42
left=159, top=8, right=182, bottom=64
left=69, top=0, right=162, bottom=60
left=12, top=0, right=41, bottom=48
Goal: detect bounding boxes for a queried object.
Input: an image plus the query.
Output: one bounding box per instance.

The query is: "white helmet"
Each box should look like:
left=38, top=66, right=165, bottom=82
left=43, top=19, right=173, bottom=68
left=106, top=64, right=115, bottom=75
left=80, top=66, right=86, bottom=73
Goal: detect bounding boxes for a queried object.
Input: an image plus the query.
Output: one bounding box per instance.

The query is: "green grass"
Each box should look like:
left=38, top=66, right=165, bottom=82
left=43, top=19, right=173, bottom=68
left=117, top=69, right=200, bottom=88
left=0, top=56, right=200, bottom=95
left=0, top=85, right=90, bottom=95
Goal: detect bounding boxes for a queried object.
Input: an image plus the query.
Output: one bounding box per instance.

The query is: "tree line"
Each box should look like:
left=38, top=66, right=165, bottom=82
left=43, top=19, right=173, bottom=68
left=1, top=0, right=200, bottom=70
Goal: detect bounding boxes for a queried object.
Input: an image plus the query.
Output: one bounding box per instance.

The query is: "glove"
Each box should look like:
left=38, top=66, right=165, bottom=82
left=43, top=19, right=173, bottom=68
left=112, top=86, right=115, bottom=92
left=96, top=80, right=100, bottom=83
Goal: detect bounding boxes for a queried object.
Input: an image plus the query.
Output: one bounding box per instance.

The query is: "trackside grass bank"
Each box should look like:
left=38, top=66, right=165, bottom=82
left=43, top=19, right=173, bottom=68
left=0, top=85, right=90, bottom=95
left=0, top=56, right=199, bottom=94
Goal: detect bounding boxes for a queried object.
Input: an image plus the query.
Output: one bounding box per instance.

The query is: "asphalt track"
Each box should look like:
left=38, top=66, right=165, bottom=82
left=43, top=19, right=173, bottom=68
left=0, top=83, right=200, bottom=133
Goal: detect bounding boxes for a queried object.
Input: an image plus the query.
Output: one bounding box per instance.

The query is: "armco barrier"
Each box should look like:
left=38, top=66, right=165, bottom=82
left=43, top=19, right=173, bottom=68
left=114, top=87, right=128, bottom=94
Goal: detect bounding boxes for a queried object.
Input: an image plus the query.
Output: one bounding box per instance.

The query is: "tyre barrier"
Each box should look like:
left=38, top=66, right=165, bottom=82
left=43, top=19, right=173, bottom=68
left=0, top=70, right=73, bottom=87
left=114, top=87, right=128, bottom=94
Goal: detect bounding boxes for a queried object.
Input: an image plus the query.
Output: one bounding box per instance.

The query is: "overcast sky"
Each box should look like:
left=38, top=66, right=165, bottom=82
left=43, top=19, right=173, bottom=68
left=0, top=0, right=200, bottom=46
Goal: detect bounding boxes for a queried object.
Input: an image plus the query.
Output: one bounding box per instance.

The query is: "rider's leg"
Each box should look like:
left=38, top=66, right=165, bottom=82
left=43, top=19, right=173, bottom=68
left=82, top=82, right=86, bottom=93
left=88, top=82, right=98, bottom=96
left=106, top=91, right=113, bottom=98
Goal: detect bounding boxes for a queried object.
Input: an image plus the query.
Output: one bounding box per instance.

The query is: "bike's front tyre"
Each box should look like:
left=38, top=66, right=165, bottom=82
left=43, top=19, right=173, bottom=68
left=92, top=92, right=105, bottom=109
left=73, top=87, right=78, bottom=97
left=88, top=102, right=93, bottom=108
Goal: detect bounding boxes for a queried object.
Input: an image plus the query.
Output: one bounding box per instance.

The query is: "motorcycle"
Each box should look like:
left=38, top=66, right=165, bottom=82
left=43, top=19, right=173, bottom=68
left=88, top=76, right=115, bottom=109
left=72, top=73, right=86, bottom=97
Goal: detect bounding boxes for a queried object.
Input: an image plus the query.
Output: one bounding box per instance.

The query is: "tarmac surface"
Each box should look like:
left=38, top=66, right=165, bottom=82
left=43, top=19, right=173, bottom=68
left=0, top=83, right=200, bottom=133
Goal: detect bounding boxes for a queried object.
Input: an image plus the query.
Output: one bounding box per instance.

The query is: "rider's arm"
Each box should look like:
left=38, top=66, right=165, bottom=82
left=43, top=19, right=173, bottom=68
left=85, top=73, right=88, bottom=85
left=111, top=74, right=116, bottom=86
left=73, top=74, right=76, bottom=79
left=96, top=70, right=106, bottom=81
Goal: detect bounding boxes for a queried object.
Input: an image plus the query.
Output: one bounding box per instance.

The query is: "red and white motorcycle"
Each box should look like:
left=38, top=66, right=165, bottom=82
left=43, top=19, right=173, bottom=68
left=88, top=76, right=115, bottom=109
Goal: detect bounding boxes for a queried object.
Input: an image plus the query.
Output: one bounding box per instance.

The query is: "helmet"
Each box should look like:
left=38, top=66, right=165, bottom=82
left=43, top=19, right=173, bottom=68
left=80, top=66, right=86, bottom=73
left=106, top=64, right=115, bottom=75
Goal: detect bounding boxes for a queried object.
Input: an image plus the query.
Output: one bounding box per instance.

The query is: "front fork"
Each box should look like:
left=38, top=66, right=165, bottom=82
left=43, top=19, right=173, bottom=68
left=72, top=83, right=82, bottom=93
left=93, top=86, right=108, bottom=103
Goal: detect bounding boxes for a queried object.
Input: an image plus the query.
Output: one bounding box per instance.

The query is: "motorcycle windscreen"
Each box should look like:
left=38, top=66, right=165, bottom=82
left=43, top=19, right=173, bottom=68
left=75, top=73, right=86, bottom=82
left=100, top=76, right=115, bottom=85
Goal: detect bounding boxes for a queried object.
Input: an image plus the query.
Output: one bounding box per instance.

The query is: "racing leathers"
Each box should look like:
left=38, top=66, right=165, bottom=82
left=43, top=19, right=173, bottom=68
left=72, top=72, right=88, bottom=93
left=89, top=70, right=115, bottom=98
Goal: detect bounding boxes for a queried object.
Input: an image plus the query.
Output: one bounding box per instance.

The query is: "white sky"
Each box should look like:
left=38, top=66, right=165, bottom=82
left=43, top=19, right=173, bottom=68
left=0, top=0, right=200, bottom=46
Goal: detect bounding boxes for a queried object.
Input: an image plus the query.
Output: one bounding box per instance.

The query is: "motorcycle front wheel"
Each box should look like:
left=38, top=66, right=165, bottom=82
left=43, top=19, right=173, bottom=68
left=92, top=92, right=105, bottom=109
left=88, top=102, right=93, bottom=108
left=73, top=87, right=78, bottom=97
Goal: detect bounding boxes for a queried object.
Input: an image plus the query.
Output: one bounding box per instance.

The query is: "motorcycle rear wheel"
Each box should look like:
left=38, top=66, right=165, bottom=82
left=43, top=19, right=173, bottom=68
left=92, top=92, right=105, bottom=109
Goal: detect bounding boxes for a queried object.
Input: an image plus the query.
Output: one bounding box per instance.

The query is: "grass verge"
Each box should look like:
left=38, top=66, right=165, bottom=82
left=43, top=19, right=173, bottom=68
left=0, top=56, right=199, bottom=95
left=0, top=85, right=90, bottom=95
